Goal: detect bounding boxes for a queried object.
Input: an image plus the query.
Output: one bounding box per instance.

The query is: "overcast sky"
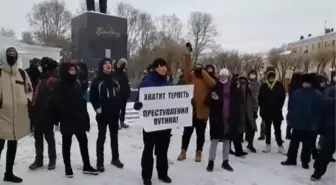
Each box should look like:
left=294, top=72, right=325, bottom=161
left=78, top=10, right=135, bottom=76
left=0, top=0, right=335, bottom=53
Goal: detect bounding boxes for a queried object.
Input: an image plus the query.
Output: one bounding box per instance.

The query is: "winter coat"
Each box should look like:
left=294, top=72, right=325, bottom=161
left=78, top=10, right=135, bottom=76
left=177, top=75, right=187, bottom=85
left=31, top=69, right=59, bottom=127
left=258, top=79, right=286, bottom=121
left=113, top=69, right=130, bottom=101
left=287, top=72, right=303, bottom=111
left=90, top=73, right=121, bottom=121
left=206, top=80, right=231, bottom=140
left=323, top=85, right=335, bottom=130
left=247, top=78, right=260, bottom=112
left=0, top=63, right=33, bottom=140
left=183, top=55, right=216, bottom=120
left=287, top=87, right=323, bottom=131
left=49, top=62, right=90, bottom=135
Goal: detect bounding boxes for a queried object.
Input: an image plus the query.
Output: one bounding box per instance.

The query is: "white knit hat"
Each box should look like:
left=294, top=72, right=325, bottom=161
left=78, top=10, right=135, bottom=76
left=219, top=68, right=230, bottom=77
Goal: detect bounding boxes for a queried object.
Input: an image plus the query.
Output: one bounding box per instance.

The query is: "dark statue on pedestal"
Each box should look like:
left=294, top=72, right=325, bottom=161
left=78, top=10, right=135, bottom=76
left=86, top=0, right=107, bottom=14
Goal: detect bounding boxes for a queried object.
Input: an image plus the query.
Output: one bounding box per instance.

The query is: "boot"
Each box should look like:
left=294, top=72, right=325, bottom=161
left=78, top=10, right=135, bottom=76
left=158, top=175, right=172, bottom=183
left=195, top=151, right=202, bottom=162
left=263, top=144, right=271, bottom=153
left=302, top=163, right=309, bottom=169
left=235, top=151, right=247, bottom=158
left=65, top=166, right=74, bottom=178
left=83, top=165, right=99, bottom=175
left=120, top=122, right=129, bottom=129
left=177, top=150, right=186, bottom=161
left=29, top=157, right=43, bottom=170
left=143, top=179, right=152, bottom=185
left=280, top=160, right=297, bottom=166
left=111, top=158, right=124, bottom=169
left=310, top=173, right=321, bottom=181
left=222, top=160, right=234, bottom=172
left=206, top=160, right=214, bottom=172
left=247, top=144, right=256, bottom=153
left=97, top=154, right=105, bottom=172
left=3, top=172, right=23, bottom=183
left=258, top=136, right=265, bottom=140
left=48, top=158, right=56, bottom=170
left=278, top=146, right=286, bottom=155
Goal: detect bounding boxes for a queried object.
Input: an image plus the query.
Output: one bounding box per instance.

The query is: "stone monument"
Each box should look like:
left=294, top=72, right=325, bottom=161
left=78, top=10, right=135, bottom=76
left=71, top=11, right=127, bottom=69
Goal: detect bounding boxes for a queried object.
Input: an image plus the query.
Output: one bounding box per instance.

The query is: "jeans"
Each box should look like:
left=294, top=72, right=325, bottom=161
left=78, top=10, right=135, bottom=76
left=181, top=118, right=207, bottom=151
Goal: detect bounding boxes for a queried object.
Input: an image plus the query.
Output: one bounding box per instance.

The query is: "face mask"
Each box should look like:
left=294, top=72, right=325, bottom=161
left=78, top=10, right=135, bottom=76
left=6, top=55, right=17, bottom=66
left=249, top=74, right=256, bottom=79
left=220, top=79, right=228, bottom=84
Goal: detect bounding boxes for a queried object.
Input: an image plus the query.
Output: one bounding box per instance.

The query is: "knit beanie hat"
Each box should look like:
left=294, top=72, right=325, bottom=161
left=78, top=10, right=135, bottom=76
left=219, top=68, right=230, bottom=76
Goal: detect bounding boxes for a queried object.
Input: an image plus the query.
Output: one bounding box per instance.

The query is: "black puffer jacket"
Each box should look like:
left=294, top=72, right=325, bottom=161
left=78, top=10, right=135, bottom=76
left=49, top=62, right=90, bottom=134
left=113, top=58, right=130, bottom=101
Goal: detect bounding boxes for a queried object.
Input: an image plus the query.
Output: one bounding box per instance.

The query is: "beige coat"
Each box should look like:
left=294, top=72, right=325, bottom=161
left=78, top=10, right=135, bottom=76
left=0, top=63, right=33, bottom=140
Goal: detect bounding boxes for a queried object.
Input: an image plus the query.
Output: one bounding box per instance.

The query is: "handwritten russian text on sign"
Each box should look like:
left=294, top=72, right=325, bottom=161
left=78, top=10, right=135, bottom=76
left=139, top=85, right=194, bottom=132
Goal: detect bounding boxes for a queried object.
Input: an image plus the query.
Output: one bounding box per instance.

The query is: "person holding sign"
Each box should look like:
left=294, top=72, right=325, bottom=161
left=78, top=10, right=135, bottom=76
left=90, top=58, right=124, bottom=172
left=177, top=43, right=216, bottom=162
left=133, top=58, right=172, bottom=185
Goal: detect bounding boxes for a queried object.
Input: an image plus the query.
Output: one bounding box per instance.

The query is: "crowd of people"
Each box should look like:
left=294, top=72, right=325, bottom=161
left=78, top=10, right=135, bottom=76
left=0, top=44, right=335, bottom=185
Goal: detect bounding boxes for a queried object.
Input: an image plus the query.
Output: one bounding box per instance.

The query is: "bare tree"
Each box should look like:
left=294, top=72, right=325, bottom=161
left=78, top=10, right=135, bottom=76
left=115, top=2, right=140, bottom=58
left=156, top=14, right=183, bottom=42
left=0, top=28, right=16, bottom=38
left=77, top=0, right=111, bottom=15
left=214, top=50, right=240, bottom=74
left=187, top=11, right=218, bottom=63
left=27, top=0, right=72, bottom=48
left=313, top=48, right=334, bottom=74
left=268, top=47, right=293, bottom=83
left=21, top=31, right=35, bottom=44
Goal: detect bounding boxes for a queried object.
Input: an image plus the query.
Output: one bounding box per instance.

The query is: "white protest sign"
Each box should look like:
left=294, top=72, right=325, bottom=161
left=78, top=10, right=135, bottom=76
left=138, top=85, right=194, bottom=132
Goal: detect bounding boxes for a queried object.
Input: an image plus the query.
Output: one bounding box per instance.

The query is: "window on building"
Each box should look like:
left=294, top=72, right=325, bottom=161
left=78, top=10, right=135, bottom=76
left=333, top=40, right=335, bottom=46
left=318, top=43, right=321, bottom=49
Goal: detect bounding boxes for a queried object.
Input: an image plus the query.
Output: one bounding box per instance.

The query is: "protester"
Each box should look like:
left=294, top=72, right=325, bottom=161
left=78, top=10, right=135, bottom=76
left=29, top=57, right=59, bottom=170
left=90, top=58, right=124, bottom=172
left=205, top=68, right=234, bottom=172
left=229, top=76, right=258, bottom=156
left=286, top=71, right=303, bottom=140
left=133, top=58, right=172, bottom=185
left=258, top=68, right=286, bottom=154
left=177, top=43, right=216, bottom=162
left=49, top=62, right=98, bottom=178
left=0, top=47, right=33, bottom=183
left=113, top=58, right=130, bottom=129
left=281, top=73, right=323, bottom=169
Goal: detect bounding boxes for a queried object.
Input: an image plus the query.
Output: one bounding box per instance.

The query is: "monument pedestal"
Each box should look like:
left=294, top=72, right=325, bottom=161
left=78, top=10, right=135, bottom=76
left=71, top=11, right=127, bottom=69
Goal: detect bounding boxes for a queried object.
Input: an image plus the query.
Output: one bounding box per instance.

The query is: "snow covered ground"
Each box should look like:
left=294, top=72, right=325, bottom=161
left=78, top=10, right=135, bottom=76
left=0, top=102, right=335, bottom=185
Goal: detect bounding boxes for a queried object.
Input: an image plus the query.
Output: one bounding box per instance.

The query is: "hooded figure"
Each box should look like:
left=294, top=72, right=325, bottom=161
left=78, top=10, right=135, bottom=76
left=29, top=57, right=59, bottom=171
left=0, top=47, right=33, bottom=183
left=113, top=58, right=130, bottom=129
left=50, top=62, right=97, bottom=178
left=282, top=73, right=324, bottom=169
left=90, top=58, right=124, bottom=172
left=205, top=64, right=216, bottom=79
left=177, top=45, right=216, bottom=162
left=258, top=69, right=286, bottom=154
left=132, top=58, right=173, bottom=185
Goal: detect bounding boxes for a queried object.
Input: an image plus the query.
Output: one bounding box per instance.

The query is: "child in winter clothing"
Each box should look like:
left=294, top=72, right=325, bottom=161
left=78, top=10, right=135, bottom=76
left=206, top=68, right=234, bottom=172
left=281, top=73, right=324, bottom=169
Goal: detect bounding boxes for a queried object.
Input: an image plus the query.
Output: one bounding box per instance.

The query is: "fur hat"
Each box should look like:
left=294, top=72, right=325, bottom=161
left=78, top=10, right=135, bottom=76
left=152, top=58, right=167, bottom=69
left=302, top=73, right=316, bottom=85
left=219, top=68, right=230, bottom=76
left=115, top=58, right=127, bottom=69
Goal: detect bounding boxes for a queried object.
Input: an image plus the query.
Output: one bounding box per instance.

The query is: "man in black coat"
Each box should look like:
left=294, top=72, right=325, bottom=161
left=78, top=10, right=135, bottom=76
left=258, top=69, right=286, bottom=154
left=113, top=58, right=130, bottom=129
left=29, top=57, right=59, bottom=170
left=49, top=62, right=98, bottom=178
left=90, top=58, right=124, bottom=172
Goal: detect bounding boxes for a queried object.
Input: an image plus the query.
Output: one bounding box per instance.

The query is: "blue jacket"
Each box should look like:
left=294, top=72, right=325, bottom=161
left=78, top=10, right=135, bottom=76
left=139, top=73, right=171, bottom=88
left=288, top=88, right=323, bottom=131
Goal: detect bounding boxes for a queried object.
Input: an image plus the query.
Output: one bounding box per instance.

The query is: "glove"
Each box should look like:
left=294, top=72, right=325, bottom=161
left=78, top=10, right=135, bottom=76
left=96, top=108, right=102, bottom=114
left=254, top=112, right=258, bottom=119
left=133, top=102, right=143, bottom=110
